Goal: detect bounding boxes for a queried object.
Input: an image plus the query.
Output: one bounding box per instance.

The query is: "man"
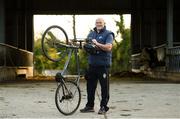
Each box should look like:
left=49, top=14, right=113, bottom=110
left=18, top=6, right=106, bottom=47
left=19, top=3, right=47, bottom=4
left=80, top=18, right=114, bottom=114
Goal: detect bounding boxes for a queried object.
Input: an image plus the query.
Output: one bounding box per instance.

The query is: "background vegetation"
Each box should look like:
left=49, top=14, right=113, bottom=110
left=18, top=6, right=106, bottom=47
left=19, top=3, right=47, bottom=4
left=34, top=15, right=131, bottom=75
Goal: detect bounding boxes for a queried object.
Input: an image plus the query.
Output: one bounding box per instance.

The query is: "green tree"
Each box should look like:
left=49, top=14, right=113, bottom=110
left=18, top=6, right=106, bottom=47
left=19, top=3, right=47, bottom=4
left=72, top=15, right=76, bottom=40
left=111, top=15, right=131, bottom=73
left=34, top=15, right=131, bottom=76
left=34, top=33, right=65, bottom=75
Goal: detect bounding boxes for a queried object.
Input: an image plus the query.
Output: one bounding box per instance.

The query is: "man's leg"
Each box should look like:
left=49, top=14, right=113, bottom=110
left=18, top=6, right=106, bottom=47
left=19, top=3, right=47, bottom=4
left=86, top=67, right=98, bottom=107
left=80, top=66, right=98, bottom=112
left=98, top=67, right=110, bottom=112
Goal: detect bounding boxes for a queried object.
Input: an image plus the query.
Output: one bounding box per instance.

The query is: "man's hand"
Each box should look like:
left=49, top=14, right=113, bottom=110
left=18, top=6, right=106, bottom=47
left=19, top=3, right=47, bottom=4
left=92, top=39, right=112, bottom=52
left=92, top=39, right=99, bottom=45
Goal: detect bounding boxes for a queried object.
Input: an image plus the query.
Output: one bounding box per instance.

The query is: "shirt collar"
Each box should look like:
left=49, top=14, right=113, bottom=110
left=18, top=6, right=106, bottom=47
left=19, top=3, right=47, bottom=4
left=94, top=26, right=106, bottom=33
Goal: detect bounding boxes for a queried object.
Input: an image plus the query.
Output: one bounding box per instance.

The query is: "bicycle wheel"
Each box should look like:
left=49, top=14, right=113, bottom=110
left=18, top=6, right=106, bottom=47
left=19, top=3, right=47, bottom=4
left=55, top=81, right=81, bottom=115
left=42, top=25, right=70, bottom=62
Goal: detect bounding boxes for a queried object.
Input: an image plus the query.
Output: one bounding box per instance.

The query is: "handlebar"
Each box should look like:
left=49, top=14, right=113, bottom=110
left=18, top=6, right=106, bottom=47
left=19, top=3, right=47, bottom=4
left=56, top=39, right=92, bottom=50
left=72, top=40, right=86, bottom=49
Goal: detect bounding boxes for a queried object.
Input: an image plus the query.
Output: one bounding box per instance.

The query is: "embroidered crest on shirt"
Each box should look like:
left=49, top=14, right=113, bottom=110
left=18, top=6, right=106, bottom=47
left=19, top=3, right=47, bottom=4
left=103, top=73, right=107, bottom=79
left=99, top=36, right=103, bottom=39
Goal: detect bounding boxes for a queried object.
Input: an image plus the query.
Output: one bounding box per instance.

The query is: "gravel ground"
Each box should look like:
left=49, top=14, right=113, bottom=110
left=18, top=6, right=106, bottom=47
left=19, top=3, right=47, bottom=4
left=0, top=80, right=180, bottom=118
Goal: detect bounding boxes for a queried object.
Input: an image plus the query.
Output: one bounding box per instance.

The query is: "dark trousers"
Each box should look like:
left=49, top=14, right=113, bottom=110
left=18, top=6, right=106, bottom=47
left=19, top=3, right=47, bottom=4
left=85, top=65, right=110, bottom=108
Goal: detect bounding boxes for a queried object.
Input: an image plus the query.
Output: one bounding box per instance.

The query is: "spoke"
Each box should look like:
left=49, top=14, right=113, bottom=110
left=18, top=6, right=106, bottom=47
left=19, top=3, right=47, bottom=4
left=72, top=89, right=78, bottom=98
left=66, top=99, right=69, bottom=113
left=55, top=81, right=80, bottom=115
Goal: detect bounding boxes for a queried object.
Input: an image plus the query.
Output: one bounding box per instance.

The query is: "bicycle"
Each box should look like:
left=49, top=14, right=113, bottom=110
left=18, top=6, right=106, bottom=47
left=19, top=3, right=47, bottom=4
left=41, top=25, right=86, bottom=115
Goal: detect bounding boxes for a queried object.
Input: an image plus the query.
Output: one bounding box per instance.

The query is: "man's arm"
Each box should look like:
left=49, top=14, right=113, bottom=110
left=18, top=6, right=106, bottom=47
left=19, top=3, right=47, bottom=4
left=92, top=34, right=113, bottom=52
left=92, top=40, right=112, bottom=52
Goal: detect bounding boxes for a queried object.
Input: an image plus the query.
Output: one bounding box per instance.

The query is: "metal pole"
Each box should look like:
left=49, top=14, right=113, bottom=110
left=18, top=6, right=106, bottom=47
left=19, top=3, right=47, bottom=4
left=0, top=0, right=6, bottom=67
left=166, top=0, right=174, bottom=72
left=167, top=0, right=173, bottom=48
left=0, top=0, right=5, bottom=43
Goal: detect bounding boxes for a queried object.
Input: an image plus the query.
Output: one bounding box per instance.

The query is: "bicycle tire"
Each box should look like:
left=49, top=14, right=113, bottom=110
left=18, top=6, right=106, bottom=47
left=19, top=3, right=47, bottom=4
left=41, top=25, right=70, bottom=62
left=55, top=81, right=81, bottom=115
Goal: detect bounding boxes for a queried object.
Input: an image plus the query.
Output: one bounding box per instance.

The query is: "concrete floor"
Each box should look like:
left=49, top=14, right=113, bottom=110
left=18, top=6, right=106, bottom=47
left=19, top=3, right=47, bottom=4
left=0, top=80, right=180, bottom=118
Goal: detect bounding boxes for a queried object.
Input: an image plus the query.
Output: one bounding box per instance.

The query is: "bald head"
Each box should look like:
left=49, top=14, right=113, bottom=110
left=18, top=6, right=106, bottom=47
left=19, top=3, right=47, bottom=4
left=96, top=18, right=105, bottom=24
left=95, top=18, right=106, bottom=32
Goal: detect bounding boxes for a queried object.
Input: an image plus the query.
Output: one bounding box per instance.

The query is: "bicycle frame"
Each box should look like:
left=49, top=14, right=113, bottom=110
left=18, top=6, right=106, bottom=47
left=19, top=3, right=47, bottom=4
left=42, top=26, right=83, bottom=115
left=60, top=46, right=81, bottom=85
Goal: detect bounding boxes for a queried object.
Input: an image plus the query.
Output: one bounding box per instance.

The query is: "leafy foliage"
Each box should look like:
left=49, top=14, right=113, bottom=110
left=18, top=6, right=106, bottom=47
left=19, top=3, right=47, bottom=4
left=34, top=34, right=65, bottom=75
left=34, top=15, right=131, bottom=75
left=111, top=15, right=131, bottom=73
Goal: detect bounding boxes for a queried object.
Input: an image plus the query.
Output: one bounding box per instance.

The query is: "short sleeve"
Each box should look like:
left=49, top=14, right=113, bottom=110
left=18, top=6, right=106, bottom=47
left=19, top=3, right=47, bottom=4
left=106, top=34, right=113, bottom=44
